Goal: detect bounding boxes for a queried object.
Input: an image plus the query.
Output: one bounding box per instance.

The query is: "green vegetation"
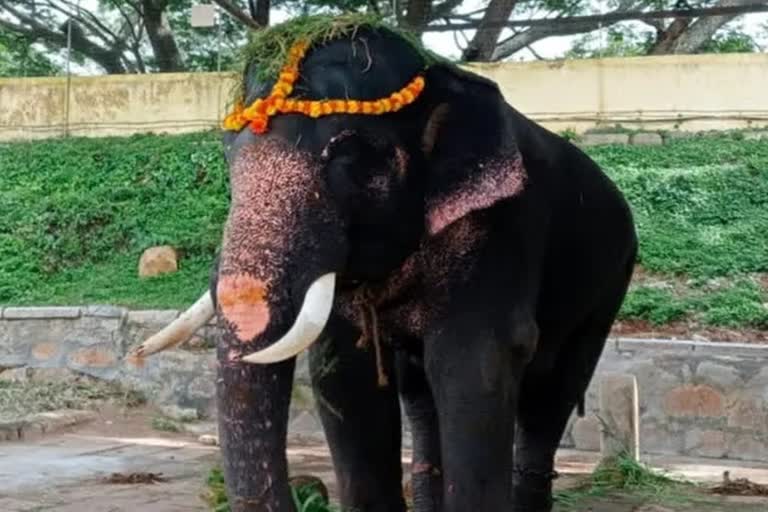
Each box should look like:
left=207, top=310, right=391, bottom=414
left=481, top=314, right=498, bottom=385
left=555, top=453, right=698, bottom=509
left=237, top=13, right=441, bottom=88
left=205, top=467, right=336, bottom=512
left=0, top=377, right=145, bottom=420
left=1, top=130, right=767, bottom=329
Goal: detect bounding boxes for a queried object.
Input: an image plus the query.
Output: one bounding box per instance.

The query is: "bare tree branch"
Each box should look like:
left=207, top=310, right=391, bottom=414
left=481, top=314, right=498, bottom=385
left=462, top=0, right=518, bottom=61
left=0, top=0, right=127, bottom=73
left=211, top=0, right=261, bottom=29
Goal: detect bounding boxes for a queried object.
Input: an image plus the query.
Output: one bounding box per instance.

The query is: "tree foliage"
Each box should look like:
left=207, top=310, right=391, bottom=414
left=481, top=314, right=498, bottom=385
left=0, top=0, right=763, bottom=74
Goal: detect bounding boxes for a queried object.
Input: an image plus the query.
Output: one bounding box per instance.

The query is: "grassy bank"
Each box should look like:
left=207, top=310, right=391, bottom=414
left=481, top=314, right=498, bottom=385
left=1, top=131, right=767, bottom=328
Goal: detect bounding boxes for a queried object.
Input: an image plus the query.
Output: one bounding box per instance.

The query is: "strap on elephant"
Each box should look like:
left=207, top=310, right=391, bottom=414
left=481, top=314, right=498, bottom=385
left=355, top=285, right=390, bottom=388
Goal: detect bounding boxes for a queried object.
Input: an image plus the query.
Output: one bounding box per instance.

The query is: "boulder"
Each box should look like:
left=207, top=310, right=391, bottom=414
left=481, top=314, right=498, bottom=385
left=139, top=245, right=179, bottom=278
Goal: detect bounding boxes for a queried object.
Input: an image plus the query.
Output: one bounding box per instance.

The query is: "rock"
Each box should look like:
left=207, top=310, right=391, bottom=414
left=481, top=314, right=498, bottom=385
left=599, top=374, right=640, bottom=460
left=160, top=405, right=199, bottom=422
left=2, top=307, right=80, bottom=319
left=571, top=415, right=601, bottom=451
left=198, top=434, right=219, bottom=446
left=663, top=384, right=724, bottom=418
left=138, top=245, right=179, bottom=278
left=685, top=429, right=726, bottom=458
left=630, top=132, right=663, bottom=145
left=580, top=133, right=630, bottom=147
left=0, top=367, right=31, bottom=382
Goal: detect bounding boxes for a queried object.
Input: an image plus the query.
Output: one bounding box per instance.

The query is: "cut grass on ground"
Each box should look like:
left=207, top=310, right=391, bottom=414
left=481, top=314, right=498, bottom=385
left=554, top=453, right=704, bottom=510
left=2, top=131, right=767, bottom=329
left=205, top=467, right=337, bottom=512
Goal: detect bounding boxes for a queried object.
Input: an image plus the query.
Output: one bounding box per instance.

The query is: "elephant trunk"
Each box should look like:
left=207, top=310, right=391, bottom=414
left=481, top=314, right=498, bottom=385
left=215, top=137, right=346, bottom=511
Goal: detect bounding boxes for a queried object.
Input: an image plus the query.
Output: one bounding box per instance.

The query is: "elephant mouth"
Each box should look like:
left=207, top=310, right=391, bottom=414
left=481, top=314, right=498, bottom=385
left=127, top=273, right=336, bottom=364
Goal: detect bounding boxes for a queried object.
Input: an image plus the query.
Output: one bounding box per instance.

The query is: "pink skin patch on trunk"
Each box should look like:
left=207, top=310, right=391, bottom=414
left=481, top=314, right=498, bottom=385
left=217, top=274, right=271, bottom=342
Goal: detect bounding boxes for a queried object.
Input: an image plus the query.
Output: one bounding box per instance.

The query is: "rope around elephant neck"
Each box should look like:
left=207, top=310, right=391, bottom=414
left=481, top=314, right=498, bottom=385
left=355, top=287, right=389, bottom=388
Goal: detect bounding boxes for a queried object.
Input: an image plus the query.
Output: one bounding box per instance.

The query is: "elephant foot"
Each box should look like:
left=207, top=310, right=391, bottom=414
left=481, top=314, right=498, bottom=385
left=512, top=467, right=558, bottom=512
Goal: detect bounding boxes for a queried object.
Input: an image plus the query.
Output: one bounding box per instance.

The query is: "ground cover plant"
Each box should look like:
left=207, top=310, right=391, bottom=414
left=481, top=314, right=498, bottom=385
left=1, top=130, right=767, bottom=332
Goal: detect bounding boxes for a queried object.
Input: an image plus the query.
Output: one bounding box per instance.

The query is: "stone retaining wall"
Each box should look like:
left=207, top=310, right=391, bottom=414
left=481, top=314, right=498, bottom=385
left=2, top=307, right=768, bottom=462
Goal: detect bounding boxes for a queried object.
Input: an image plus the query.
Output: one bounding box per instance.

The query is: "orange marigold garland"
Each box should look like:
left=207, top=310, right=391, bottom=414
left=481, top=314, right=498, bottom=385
left=222, top=40, right=426, bottom=135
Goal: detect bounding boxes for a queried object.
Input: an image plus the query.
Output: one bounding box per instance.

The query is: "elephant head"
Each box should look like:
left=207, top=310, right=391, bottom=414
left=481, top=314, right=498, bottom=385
left=131, top=22, right=527, bottom=511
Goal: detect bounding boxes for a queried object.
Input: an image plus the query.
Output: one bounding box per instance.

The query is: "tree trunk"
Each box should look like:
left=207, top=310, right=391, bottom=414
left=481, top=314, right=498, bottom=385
left=649, top=0, right=749, bottom=54
left=141, top=0, right=184, bottom=72
left=404, top=0, right=431, bottom=36
left=462, top=0, right=517, bottom=61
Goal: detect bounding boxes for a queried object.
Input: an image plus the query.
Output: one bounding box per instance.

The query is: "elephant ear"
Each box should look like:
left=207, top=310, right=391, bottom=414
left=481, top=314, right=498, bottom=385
left=419, top=64, right=526, bottom=236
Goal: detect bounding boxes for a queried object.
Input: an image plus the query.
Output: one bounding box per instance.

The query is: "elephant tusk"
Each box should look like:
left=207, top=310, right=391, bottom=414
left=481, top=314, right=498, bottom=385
left=241, top=273, right=335, bottom=364
left=128, top=291, right=215, bottom=359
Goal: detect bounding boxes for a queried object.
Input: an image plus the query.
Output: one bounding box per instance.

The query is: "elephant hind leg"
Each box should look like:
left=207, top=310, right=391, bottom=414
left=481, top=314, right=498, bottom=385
left=513, top=272, right=633, bottom=511
left=396, top=343, right=443, bottom=512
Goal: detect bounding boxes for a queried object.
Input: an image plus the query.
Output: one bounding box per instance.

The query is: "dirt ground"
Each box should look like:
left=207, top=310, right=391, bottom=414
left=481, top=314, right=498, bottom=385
left=2, top=405, right=768, bottom=511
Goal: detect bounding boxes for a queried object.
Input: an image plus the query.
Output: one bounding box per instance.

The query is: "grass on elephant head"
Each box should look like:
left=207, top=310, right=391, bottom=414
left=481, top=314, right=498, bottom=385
left=235, top=12, right=443, bottom=91
left=204, top=467, right=338, bottom=512
left=1, top=130, right=767, bottom=330
left=554, top=452, right=702, bottom=510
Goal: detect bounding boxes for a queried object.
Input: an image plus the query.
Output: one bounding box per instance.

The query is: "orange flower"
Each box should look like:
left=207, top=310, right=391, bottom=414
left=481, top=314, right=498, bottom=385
left=222, top=39, right=426, bottom=134
left=250, top=116, right=268, bottom=134
left=346, top=100, right=360, bottom=114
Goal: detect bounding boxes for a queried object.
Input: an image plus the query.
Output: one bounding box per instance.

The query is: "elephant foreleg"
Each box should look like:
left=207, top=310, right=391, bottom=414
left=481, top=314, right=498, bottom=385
left=424, top=310, right=536, bottom=511
left=396, top=344, right=442, bottom=512
left=309, top=317, right=406, bottom=512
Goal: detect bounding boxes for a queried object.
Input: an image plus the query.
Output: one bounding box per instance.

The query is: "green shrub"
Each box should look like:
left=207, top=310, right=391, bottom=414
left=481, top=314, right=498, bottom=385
left=692, top=279, right=768, bottom=328
left=0, top=131, right=228, bottom=307
left=2, top=131, right=767, bottom=330
left=619, top=287, right=689, bottom=325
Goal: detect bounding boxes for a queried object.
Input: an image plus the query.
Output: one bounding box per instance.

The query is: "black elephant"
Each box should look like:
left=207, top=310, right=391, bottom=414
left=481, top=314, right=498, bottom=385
left=132, top=17, right=637, bottom=512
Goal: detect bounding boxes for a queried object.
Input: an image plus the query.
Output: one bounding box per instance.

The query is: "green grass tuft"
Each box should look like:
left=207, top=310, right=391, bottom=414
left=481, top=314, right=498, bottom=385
left=204, top=467, right=337, bottom=512
left=233, top=12, right=442, bottom=99
left=555, top=452, right=694, bottom=508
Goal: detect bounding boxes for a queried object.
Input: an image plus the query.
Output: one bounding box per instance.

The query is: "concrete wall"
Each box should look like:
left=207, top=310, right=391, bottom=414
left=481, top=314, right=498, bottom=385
left=3, top=306, right=768, bottom=461
left=2, top=53, right=767, bottom=141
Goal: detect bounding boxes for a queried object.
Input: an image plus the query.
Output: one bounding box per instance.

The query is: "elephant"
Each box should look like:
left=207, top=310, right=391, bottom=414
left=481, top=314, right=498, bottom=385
left=131, top=20, right=637, bottom=512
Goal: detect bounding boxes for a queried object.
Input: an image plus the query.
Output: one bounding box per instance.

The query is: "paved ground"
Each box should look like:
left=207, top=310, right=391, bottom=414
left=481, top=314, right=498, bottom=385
left=2, top=407, right=768, bottom=511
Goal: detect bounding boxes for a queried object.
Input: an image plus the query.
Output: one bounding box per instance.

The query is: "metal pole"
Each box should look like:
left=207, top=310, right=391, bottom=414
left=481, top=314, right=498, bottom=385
left=216, top=10, right=222, bottom=73
left=64, top=17, right=72, bottom=137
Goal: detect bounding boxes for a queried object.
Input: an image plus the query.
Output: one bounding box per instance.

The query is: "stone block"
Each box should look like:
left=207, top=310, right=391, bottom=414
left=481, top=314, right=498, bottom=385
left=684, top=429, right=726, bottom=459
left=580, top=133, right=630, bottom=146
left=630, top=132, right=663, bottom=145
left=67, top=345, right=118, bottom=369
left=726, top=433, right=768, bottom=462
left=3, top=307, right=80, bottom=319
left=599, top=374, right=639, bottom=459
left=83, top=305, right=125, bottom=318
left=696, top=361, right=742, bottom=389
left=726, top=397, right=767, bottom=430
left=662, top=131, right=693, bottom=142
left=663, top=384, right=724, bottom=418
left=31, top=342, right=61, bottom=361
left=744, top=131, right=768, bottom=140
left=0, top=367, right=31, bottom=382
left=571, top=415, right=601, bottom=451
left=139, top=245, right=179, bottom=278
left=126, top=309, right=179, bottom=327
